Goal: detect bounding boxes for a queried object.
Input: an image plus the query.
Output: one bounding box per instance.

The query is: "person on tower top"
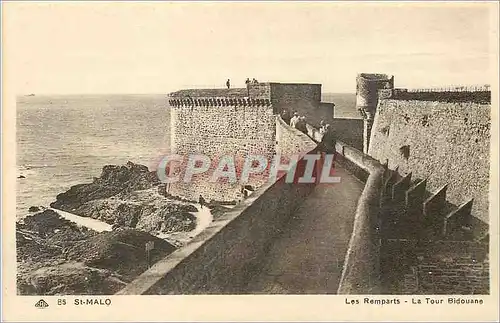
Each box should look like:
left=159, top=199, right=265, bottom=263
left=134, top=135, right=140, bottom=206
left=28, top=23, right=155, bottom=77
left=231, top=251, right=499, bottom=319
left=226, top=79, right=231, bottom=89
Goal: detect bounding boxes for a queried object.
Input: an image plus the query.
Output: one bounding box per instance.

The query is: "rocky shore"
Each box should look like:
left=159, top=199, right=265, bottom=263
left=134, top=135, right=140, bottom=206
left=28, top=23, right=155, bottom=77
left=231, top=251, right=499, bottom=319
left=17, top=161, right=224, bottom=295
left=49, top=161, right=198, bottom=235
left=17, top=210, right=176, bottom=295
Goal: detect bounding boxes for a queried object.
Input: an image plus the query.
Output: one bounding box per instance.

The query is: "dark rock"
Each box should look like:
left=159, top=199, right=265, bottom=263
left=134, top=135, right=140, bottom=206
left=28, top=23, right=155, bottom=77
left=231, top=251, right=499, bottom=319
left=17, top=162, right=203, bottom=295
left=28, top=206, right=40, bottom=212
left=161, top=211, right=196, bottom=233
left=18, top=175, right=26, bottom=179
left=18, top=262, right=127, bottom=295
left=61, top=198, right=198, bottom=235
left=183, top=204, right=198, bottom=213
left=16, top=215, right=177, bottom=295
left=210, top=205, right=232, bottom=219
left=65, top=229, right=176, bottom=280
left=112, top=203, right=142, bottom=227
left=16, top=230, right=61, bottom=263
left=208, top=200, right=237, bottom=208
left=16, top=210, right=97, bottom=262
left=50, top=162, right=159, bottom=212
left=160, top=191, right=196, bottom=203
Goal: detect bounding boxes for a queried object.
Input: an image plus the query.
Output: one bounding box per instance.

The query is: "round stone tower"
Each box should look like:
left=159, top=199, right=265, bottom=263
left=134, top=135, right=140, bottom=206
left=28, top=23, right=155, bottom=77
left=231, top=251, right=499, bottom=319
left=356, top=73, right=394, bottom=154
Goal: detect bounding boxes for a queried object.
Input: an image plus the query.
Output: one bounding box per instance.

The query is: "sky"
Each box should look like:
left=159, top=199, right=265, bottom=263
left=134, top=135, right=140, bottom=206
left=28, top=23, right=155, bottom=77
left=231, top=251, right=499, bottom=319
left=4, top=2, right=498, bottom=94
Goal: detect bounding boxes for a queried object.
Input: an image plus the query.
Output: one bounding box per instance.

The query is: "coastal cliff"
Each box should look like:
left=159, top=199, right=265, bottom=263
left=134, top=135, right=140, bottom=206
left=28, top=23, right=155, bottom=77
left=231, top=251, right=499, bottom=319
left=17, top=161, right=213, bottom=295
left=50, top=161, right=198, bottom=234
left=17, top=210, right=177, bottom=295
left=51, top=161, right=159, bottom=210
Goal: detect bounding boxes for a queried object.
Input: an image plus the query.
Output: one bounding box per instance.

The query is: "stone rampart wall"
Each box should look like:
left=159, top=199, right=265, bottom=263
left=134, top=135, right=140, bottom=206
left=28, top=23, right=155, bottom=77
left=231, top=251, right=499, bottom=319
left=117, top=121, right=318, bottom=295
left=168, top=100, right=276, bottom=202
left=382, top=239, right=489, bottom=294
left=368, top=97, right=491, bottom=223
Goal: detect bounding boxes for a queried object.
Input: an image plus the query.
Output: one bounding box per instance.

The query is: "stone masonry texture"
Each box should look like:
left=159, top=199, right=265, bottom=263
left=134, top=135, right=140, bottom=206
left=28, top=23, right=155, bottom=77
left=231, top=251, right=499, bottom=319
left=167, top=83, right=328, bottom=203
left=270, top=83, right=332, bottom=126
left=368, top=99, right=491, bottom=223
left=118, top=121, right=319, bottom=295
left=331, top=118, right=363, bottom=151
left=168, top=104, right=276, bottom=202
left=382, top=239, right=489, bottom=294
left=275, top=117, right=314, bottom=160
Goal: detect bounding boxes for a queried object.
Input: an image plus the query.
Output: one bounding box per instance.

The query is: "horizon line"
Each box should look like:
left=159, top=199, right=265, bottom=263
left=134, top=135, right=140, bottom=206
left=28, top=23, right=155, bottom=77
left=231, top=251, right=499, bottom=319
left=16, top=92, right=358, bottom=97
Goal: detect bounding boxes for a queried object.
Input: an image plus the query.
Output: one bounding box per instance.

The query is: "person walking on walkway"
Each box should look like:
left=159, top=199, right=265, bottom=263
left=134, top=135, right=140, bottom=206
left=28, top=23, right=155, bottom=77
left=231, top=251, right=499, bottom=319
left=290, top=112, right=299, bottom=128
left=199, top=195, right=206, bottom=209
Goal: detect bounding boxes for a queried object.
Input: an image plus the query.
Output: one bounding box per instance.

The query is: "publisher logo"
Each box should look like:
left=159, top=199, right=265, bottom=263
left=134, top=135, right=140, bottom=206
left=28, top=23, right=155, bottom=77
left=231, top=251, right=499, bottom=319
left=35, top=299, right=49, bottom=309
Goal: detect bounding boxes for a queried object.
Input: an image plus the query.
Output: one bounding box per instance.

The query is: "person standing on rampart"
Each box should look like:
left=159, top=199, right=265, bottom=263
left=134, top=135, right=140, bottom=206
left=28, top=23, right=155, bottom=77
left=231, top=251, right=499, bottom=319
left=319, top=120, right=328, bottom=136
left=296, top=116, right=308, bottom=134
left=320, top=119, right=326, bottom=131
left=226, top=79, right=231, bottom=89
left=199, top=195, right=206, bottom=209
left=245, top=78, right=251, bottom=96
left=320, top=124, right=336, bottom=155
left=281, top=109, right=291, bottom=124
left=290, top=112, right=299, bottom=128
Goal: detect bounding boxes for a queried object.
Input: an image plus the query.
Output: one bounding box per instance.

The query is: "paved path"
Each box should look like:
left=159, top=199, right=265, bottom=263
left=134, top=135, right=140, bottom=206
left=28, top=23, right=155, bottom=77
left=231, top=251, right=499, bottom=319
left=245, top=165, right=364, bottom=294
left=50, top=208, right=112, bottom=232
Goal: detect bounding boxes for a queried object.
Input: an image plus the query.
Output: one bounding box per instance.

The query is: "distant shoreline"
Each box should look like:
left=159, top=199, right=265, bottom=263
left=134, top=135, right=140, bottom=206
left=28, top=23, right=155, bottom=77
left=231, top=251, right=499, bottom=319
left=17, top=92, right=356, bottom=98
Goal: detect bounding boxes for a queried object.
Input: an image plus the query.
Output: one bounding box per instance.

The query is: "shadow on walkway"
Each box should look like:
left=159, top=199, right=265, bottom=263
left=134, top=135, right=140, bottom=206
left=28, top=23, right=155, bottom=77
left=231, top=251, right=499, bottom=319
left=244, top=165, right=364, bottom=294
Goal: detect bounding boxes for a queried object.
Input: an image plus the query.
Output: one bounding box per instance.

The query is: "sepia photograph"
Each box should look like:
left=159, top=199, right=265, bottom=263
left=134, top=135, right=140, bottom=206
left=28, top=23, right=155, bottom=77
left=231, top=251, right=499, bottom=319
left=2, top=1, right=499, bottom=321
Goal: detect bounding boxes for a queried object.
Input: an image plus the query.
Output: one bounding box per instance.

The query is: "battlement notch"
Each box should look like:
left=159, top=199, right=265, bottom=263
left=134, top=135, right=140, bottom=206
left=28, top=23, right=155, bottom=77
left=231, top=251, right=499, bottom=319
left=378, top=85, right=491, bottom=104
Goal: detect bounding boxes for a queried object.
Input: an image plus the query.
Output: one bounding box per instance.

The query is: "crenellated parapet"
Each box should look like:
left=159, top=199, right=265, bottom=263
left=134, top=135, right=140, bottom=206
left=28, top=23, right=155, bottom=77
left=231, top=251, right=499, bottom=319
left=166, top=82, right=324, bottom=202
left=378, top=85, right=491, bottom=104
left=381, top=166, right=489, bottom=242
left=167, top=91, right=276, bottom=202
left=167, top=97, right=272, bottom=108
left=378, top=166, right=489, bottom=295
left=405, top=84, right=490, bottom=92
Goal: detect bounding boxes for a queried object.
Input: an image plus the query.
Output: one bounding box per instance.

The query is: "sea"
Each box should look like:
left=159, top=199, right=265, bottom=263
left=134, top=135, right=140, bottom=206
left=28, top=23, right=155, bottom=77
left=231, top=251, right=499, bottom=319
left=16, top=93, right=357, bottom=218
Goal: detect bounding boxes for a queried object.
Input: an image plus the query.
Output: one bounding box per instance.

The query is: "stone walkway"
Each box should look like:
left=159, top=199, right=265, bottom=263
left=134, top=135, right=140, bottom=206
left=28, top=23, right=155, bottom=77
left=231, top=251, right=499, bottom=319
left=245, top=165, right=364, bottom=294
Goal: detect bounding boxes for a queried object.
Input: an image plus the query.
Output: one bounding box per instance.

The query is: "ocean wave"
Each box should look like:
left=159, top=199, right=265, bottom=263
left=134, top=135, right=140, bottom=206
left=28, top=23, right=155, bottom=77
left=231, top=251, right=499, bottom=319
left=20, top=164, right=57, bottom=170
left=16, top=95, right=173, bottom=219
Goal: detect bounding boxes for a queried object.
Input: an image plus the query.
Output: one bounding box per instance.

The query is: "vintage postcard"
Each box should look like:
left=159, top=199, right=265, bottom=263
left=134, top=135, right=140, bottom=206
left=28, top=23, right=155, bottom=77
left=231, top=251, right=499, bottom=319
left=2, top=1, right=499, bottom=322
